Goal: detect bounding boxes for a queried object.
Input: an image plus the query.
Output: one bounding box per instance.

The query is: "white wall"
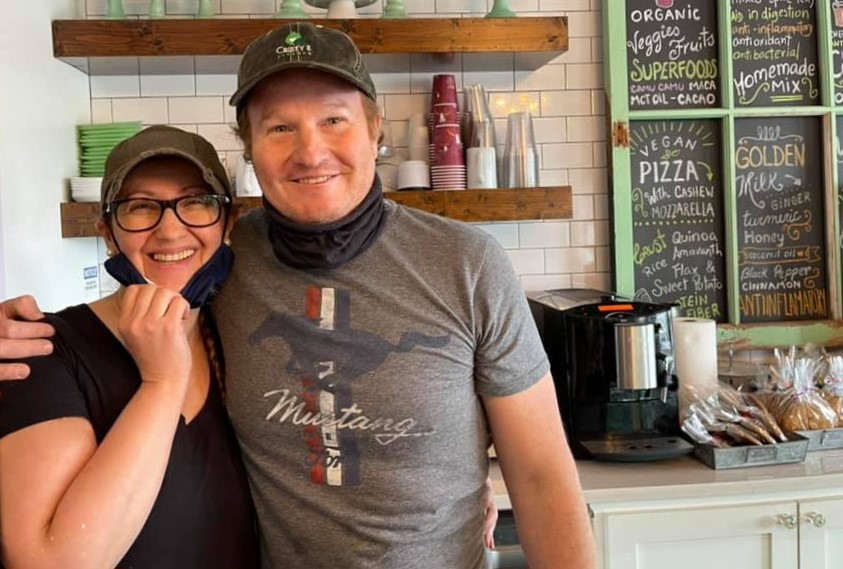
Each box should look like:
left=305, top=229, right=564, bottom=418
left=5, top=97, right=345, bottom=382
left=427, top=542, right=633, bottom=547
left=0, top=0, right=99, bottom=310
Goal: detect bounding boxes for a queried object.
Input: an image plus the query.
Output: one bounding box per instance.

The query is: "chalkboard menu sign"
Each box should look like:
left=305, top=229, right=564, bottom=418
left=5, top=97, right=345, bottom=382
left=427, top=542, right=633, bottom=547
left=833, top=1, right=843, bottom=104
left=735, top=117, right=827, bottom=322
left=626, top=0, right=719, bottom=110
left=630, top=120, right=726, bottom=321
left=731, top=0, right=819, bottom=107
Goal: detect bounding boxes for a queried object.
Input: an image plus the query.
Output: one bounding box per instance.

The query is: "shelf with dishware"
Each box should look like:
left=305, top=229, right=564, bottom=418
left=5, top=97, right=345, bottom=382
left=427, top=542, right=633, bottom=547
left=52, top=16, right=567, bottom=73
left=53, top=15, right=570, bottom=237
left=59, top=186, right=573, bottom=238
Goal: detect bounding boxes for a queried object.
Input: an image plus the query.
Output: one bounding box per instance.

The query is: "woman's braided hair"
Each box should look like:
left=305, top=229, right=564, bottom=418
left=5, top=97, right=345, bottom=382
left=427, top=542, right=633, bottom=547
left=199, top=308, right=226, bottom=401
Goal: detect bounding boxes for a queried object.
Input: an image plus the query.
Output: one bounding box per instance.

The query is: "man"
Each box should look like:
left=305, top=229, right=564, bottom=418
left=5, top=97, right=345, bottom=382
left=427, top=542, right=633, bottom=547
left=0, top=22, right=595, bottom=569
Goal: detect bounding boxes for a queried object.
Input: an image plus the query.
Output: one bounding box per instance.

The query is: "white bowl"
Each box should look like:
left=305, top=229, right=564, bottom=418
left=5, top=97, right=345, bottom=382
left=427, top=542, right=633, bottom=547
left=71, top=188, right=101, bottom=202
left=70, top=176, right=103, bottom=192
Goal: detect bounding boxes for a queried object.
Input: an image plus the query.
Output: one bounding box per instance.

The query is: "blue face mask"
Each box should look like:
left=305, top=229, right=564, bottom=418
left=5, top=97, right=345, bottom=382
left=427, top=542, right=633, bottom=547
left=104, top=244, right=234, bottom=309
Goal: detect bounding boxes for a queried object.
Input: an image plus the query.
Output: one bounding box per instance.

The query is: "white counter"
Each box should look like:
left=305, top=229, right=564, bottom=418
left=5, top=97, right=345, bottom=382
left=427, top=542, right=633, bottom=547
left=490, top=449, right=843, bottom=510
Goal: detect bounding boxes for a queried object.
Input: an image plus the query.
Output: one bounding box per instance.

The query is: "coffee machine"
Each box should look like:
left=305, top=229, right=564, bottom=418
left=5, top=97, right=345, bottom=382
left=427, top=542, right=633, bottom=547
left=528, top=289, right=693, bottom=462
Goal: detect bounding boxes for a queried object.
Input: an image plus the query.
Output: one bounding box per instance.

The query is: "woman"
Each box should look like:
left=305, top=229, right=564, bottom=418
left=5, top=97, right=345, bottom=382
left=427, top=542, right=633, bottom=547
left=0, top=126, right=259, bottom=569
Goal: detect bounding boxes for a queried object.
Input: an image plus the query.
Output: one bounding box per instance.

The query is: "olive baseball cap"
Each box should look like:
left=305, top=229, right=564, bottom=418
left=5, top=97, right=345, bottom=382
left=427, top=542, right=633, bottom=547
left=229, top=22, right=377, bottom=109
left=101, top=125, right=232, bottom=208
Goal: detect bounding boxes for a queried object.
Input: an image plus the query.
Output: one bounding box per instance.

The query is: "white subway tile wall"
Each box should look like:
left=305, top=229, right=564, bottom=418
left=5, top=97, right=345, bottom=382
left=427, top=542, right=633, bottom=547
left=532, top=116, right=567, bottom=145
left=90, top=99, right=114, bottom=123
left=519, top=222, right=570, bottom=250
left=571, top=194, right=594, bottom=221
left=508, top=249, right=546, bottom=276
left=221, top=0, right=275, bottom=13
left=139, top=57, right=196, bottom=97
left=195, top=56, right=240, bottom=95
left=546, top=246, right=595, bottom=275
left=111, top=97, right=169, bottom=124
left=85, top=0, right=609, bottom=294
left=89, top=57, right=141, bottom=99
left=168, top=97, right=226, bottom=123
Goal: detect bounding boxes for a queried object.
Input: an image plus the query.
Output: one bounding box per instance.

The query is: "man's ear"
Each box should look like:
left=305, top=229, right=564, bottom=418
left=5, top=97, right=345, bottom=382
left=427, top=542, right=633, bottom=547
left=96, top=219, right=118, bottom=256
left=372, top=114, right=383, bottom=161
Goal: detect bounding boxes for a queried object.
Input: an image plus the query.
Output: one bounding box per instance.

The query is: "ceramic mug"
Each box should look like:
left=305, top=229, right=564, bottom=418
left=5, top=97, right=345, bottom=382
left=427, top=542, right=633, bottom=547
left=397, top=160, right=431, bottom=190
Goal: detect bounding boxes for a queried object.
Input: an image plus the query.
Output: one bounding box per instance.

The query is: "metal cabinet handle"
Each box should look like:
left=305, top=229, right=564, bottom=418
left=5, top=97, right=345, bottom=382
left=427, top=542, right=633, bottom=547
left=776, top=513, right=798, bottom=529
left=803, top=512, right=827, bottom=527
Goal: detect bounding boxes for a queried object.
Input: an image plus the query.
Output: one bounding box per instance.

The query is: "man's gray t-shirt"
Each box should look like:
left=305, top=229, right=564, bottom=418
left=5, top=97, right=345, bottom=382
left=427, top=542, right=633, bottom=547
left=213, top=201, right=549, bottom=569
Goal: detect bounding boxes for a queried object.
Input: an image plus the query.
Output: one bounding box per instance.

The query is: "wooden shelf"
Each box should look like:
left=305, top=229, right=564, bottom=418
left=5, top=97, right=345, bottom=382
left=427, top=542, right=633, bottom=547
left=60, top=187, right=572, bottom=238
left=53, top=17, right=567, bottom=64
left=53, top=18, right=571, bottom=236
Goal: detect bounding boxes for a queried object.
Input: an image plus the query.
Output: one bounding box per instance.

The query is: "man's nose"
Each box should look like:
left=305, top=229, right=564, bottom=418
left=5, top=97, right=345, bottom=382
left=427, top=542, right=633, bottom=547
left=294, top=127, right=328, bottom=165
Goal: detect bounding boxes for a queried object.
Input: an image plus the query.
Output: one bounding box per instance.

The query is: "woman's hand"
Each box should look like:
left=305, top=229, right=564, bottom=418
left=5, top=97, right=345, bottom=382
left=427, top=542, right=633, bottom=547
left=483, top=475, right=498, bottom=549
left=117, top=285, right=192, bottom=389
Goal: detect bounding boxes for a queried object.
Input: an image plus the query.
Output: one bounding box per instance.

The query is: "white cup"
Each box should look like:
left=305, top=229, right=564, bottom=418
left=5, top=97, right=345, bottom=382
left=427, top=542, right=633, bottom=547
left=396, top=160, right=430, bottom=190
left=408, top=126, right=430, bottom=162
left=466, top=147, right=498, bottom=189
left=502, top=111, right=539, bottom=188
left=235, top=155, right=262, bottom=197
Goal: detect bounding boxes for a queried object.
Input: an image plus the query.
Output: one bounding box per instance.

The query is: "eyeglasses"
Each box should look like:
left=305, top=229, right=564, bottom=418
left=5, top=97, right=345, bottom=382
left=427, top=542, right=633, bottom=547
left=105, top=193, right=231, bottom=232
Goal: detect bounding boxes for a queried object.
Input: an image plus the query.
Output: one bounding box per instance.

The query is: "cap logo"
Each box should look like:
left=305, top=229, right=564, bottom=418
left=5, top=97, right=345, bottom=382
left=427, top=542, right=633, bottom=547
left=284, top=31, right=304, bottom=46
left=275, top=30, right=312, bottom=59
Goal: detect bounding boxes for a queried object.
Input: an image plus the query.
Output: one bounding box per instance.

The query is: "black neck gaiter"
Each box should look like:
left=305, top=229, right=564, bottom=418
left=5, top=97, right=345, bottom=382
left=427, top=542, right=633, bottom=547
left=104, top=243, right=234, bottom=309
left=263, top=176, right=387, bottom=270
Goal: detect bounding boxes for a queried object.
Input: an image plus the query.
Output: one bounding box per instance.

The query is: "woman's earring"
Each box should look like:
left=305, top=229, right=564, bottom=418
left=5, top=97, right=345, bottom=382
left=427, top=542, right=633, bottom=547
left=106, top=248, right=116, bottom=257
left=224, top=238, right=232, bottom=246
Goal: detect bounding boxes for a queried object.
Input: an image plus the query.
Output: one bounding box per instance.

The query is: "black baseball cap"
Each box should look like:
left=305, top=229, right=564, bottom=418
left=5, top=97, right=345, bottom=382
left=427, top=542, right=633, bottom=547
left=101, top=125, right=232, bottom=207
left=229, top=22, right=377, bottom=109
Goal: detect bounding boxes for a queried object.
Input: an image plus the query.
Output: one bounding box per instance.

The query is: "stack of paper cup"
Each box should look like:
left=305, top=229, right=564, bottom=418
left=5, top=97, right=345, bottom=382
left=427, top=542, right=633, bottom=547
left=673, top=317, right=719, bottom=420
left=463, top=84, right=498, bottom=189
left=501, top=111, right=539, bottom=188
left=428, top=74, right=466, bottom=190
left=466, top=147, right=497, bottom=189
left=463, top=84, right=497, bottom=148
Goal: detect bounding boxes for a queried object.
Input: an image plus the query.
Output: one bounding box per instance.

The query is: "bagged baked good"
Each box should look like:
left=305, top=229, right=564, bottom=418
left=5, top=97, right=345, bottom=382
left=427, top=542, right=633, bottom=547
left=775, top=357, right=836, bottom=432
left=820, top=355, right=843, bottom=427
left=762, top=345, right=836, bottom=432
left=681, top=414, right=731, bottom=448
left=717, top=422, right=764, bottom=446
left=777, top=393, right=836, bottom=432
left=681, top=383, right=784, bottom=446
left=743, top=392, right=788, bottom=442
left=714, top=387, right=782, bottom=444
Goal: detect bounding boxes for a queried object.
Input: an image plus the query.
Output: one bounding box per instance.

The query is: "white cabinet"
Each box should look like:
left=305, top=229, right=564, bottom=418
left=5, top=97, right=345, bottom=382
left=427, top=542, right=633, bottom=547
left=490, top=452, right=843, bottom=569
left=592, top=496, right=843, bottom=569
left=797, top=497, right=843, bottom=569
left=597, top=500, right=797, bottom=569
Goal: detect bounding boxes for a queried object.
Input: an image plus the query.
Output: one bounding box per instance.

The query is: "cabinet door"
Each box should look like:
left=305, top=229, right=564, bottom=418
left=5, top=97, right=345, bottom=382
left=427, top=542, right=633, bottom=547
left=603, top=501, right=798, bottom=569
left=798, top=497, right=843, bottom=569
